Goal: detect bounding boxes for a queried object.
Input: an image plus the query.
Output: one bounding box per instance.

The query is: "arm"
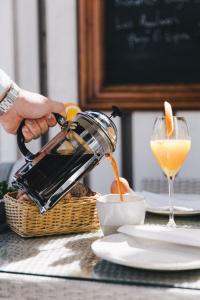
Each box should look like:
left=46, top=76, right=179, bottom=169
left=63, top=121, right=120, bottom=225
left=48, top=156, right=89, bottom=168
left=0, top=69, right=64, bottom=142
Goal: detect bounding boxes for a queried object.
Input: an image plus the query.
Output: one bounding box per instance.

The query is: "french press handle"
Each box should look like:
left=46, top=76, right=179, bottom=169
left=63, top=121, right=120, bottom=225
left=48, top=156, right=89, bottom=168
left=17, top=113, right=68, bottom=161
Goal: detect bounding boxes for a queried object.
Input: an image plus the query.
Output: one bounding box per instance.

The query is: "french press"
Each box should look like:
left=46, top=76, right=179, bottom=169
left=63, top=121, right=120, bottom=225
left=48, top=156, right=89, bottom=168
left=12, top=107, right=121, bottom=213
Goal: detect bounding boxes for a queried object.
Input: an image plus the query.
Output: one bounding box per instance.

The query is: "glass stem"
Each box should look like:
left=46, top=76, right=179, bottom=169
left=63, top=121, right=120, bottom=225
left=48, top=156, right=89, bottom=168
left=167, top=175, right=176, bottom=227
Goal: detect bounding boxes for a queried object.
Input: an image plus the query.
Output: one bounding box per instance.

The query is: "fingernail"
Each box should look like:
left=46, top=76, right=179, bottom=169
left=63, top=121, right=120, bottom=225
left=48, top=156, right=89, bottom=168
left=27, top=120, right=33, bottom=125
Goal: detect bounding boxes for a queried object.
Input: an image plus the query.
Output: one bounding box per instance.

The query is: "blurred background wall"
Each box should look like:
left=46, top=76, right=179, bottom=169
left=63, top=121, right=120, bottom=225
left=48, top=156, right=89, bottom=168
left=0, top=0, right=200, bottom=194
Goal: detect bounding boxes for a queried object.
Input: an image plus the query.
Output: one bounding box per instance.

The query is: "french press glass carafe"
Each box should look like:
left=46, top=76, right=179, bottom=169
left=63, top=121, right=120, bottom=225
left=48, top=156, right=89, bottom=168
left=12, top=107, right=121, bottom=213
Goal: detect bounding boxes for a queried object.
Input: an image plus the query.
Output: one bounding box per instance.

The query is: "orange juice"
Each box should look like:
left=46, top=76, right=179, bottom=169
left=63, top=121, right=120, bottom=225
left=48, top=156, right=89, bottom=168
left=150, top=139, right=191, bottom=177
left=106, top=153, right=124, bottom=202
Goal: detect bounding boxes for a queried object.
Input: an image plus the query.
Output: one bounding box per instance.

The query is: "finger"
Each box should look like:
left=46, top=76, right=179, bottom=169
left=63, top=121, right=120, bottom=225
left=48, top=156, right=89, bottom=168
left=25, top=119, right=41, bottom=139
left=46, top=113, right=57, bottom=127
left=35, top=118, right=49, bottom=134
left=48, top=100, right=64, bottom=114
left=0, top=113, right=22, bottom=135
left=22, top=126, right=33, bottom=143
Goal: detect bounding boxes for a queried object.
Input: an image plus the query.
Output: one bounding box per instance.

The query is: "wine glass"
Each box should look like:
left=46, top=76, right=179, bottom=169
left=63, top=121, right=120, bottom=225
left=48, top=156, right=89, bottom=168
left=150, top=116, right=191, bottom=227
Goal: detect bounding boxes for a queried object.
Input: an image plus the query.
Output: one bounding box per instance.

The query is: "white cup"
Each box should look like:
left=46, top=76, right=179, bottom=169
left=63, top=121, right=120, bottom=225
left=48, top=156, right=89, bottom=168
left=96, top=193, right=146, bottom=235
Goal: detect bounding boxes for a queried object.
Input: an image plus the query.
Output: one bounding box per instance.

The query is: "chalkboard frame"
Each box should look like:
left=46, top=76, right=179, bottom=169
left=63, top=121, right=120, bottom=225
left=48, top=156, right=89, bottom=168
left=78, top=0, right=200, bottom=110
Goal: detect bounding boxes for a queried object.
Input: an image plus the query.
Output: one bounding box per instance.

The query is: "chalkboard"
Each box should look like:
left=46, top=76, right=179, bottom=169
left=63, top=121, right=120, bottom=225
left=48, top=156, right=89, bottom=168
left=105, top=0, right=200, bottom=85
left=78, top=0, right=200, bottom=110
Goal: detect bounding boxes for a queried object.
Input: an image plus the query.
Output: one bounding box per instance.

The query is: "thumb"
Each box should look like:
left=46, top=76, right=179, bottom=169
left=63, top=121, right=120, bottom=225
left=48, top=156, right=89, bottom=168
left=48, top=99, right=65, bottom=114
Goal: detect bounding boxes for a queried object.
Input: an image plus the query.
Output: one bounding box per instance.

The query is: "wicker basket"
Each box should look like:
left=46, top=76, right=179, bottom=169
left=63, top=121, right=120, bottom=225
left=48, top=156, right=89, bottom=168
left=0, top=200, right=6, bottom=224
left=4, top=192, right=100, bottom=237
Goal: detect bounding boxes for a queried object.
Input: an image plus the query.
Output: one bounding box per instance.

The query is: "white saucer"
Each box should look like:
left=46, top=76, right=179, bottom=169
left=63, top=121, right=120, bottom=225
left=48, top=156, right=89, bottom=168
left=91, top=233, right=200, bottom=271
left=140, top=191, right=200, bottom=216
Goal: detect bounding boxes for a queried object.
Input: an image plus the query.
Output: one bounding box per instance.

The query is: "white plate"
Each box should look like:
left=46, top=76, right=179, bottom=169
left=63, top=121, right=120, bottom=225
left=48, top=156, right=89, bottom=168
left=147, top=207, right=200, bottom=216
left=91, top=233, right=200, bottom=271
left=140, top=191, right=200, bottom=216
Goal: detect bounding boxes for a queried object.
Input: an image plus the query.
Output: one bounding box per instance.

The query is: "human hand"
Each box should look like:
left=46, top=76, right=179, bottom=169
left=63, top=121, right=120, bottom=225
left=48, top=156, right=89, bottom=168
left=0, top=89, right=64, bottom=142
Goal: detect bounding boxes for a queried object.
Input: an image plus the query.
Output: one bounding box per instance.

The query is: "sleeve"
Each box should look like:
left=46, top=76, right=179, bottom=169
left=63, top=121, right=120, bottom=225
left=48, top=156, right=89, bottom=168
left=0, top=69, right=12, bottom=99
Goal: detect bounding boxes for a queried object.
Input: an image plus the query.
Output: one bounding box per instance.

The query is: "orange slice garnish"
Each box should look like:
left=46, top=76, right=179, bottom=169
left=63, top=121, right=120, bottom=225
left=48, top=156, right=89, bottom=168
left=63, top=102, right=81, bottom=121
left=164, top=101, right=174, bottom=137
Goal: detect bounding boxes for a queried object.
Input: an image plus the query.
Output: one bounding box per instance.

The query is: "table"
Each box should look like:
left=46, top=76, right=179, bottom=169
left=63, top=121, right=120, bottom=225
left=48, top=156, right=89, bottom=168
left=1, top=214, right=200, bottom=300
left=1, top=272, right=200, bottom=300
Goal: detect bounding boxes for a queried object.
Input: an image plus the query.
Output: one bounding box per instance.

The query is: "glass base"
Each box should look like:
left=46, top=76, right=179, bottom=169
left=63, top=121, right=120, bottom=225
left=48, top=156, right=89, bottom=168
left=167, top=218, right=176, bottom=227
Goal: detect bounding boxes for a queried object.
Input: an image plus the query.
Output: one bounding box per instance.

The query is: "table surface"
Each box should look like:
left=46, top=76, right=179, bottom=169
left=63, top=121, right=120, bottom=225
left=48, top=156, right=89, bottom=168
left=1, top=213, right=200, bottom=300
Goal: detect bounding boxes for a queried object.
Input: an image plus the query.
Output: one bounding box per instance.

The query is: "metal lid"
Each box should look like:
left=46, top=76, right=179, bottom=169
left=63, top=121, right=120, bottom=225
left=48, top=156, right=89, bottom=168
left=78, top=111, right=118, bottom=151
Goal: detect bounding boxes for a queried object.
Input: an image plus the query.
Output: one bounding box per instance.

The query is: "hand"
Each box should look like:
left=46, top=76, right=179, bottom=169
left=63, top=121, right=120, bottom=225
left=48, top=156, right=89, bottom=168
left=0, top=89, right=64, bottom=142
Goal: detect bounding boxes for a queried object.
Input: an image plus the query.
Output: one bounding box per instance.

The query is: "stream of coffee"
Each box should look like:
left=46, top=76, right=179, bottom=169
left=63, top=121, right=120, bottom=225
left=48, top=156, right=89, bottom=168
left=106, top=153, right=123, bottom=202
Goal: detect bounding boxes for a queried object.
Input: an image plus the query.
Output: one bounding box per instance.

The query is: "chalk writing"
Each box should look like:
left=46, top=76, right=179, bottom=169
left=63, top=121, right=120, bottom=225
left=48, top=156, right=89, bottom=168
left=115, top=0, right=158, bottom=7
left=128, top=34, right=150, bottom=48
left=112, top=6, right=199, bottom=48
left=128, top=32, right=190, bottom=48
left=139, top=12, right=179, bottom=28
left=164, top=0, right=190, bottom=4
left=115, top=17, right=134, bottom=30
left=165, top=32, right=190, bottom=44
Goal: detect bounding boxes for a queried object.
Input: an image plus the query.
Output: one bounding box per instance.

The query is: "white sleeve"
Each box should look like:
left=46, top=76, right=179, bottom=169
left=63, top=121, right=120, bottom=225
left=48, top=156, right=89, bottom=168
left=0, top=69, right=12, bottom=98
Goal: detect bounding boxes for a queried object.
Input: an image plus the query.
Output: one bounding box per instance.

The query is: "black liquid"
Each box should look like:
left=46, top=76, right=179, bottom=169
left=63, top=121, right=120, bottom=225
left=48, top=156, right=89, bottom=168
left=21, top=153, right=94, bottom=206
